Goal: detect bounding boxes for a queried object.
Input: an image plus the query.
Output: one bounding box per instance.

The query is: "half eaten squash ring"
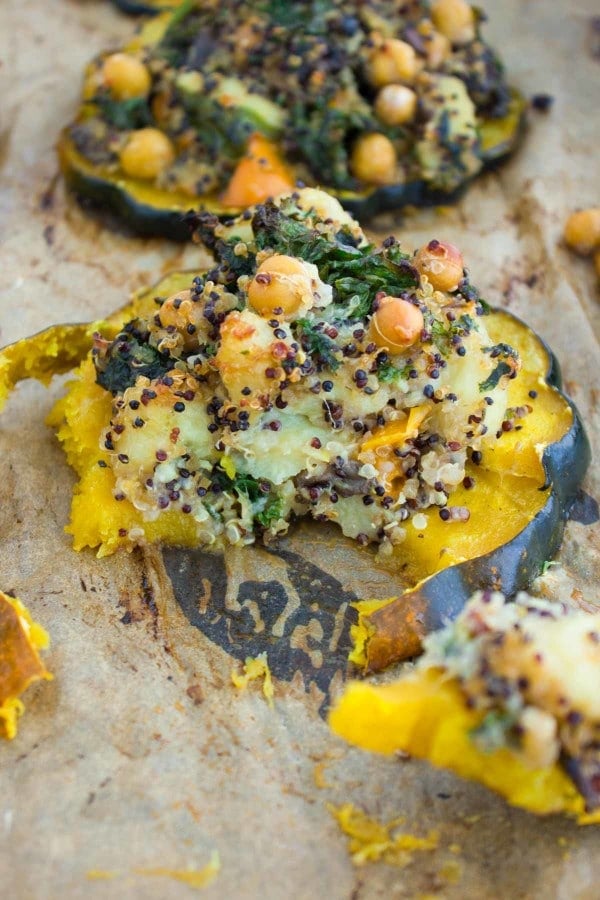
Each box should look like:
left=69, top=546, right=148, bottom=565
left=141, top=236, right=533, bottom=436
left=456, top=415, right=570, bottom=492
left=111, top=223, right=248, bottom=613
left=0, top=196, right=589, bottom=670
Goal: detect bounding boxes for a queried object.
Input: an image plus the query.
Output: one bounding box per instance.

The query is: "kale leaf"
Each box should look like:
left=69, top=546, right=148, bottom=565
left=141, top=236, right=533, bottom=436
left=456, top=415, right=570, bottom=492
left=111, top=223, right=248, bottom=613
left=376, top=359, right=411, bottom=383
left=479, top=360, right=513, bottom=392
left=479, top=343, right=518, bottom=392
left=252, top=201, right=360, bottom=265
left=255, top=495, right=283, bottom=528
left=94, top=330, right=171, bottom=395
left=215, top=468, right=282, bottom=528
left=95, top=95, right=152, bottom=130
left=294, top=319, right=341, bottom=371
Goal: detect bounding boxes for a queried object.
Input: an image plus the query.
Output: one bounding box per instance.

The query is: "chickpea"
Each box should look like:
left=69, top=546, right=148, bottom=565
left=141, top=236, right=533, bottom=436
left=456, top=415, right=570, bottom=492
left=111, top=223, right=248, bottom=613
left=247, top=255, right=311, bottom=317
left=430, top=0, right=476, bottom=46
left=415, top=240, right=464, bottom=292
left=370, top=296, right=424, bottom=352
left=366, top=39, right=418, bottom=88
left=564, top=208, right=600, bottom=256
left=102, top=53, right=151, bottom=100
left=119, top=128, right=175, bottom=180
left=374, top=84, right=417, bottom=126
left=350, top=133, right=397, bottom=185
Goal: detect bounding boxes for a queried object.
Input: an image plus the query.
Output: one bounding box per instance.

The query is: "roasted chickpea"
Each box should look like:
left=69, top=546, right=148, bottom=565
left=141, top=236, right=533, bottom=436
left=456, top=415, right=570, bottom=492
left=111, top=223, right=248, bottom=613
left=430, top=0, right=476, bottom=46
left=247, top=255, right=311, bottom=317
left=415, top=240, right=464, bottom=292
left=102, top=53, right=151, bottom=100
left=119, top=128, right=175, bottom=180
left=366, top=39, right=418, bottom=87
left=370, top=296, right=424, bottom=352
left=374, top=84, right=417, bottom=126
left=564, top=208, right=600, bottom=256
left=350, top=133, right=397, bottom=185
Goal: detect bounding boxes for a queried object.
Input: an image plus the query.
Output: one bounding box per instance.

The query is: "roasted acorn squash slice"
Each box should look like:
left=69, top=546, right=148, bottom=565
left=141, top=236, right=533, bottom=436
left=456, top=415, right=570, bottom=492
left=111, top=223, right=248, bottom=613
left=61, top=1, right=526, bottom=238
left=0, top=194, right=588, bottom=663
left=0, top=292, right=588, bottom=605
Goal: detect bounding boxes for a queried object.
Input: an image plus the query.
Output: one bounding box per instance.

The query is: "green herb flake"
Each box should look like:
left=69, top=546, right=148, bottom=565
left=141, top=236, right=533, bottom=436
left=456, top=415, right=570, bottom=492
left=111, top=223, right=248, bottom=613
left=94, top=95, right=152, bottom=130
left=294, top=319, right=341, bottom=371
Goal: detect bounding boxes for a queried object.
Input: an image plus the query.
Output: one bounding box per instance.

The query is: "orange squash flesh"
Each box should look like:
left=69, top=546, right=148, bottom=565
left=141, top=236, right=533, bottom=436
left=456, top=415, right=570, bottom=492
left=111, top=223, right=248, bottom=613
left=220, top=134, right=295, bottom=209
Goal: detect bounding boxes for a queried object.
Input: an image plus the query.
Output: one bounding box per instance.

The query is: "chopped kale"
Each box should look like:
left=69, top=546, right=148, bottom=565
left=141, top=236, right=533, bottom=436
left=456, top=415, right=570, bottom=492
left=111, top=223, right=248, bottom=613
left=232, top=471, right=263, bottom=501
left=329, top=252, right=419, bottom=319
left=376, top=359, right=411, bottom=383
left=216, top=238, right=258, bottom=282
left=457, top=313, right=477, bottom=332
left=470, top=709, right=520, bottom=752
left=479, top=362, right=512, bottom=392
left=156, top=0, right=211, bottom=67
left=427, top=312, right=478, bottom=356
left=179, top=91, right=256, bottom=160
left=94, top=330, right=171, bottom=394
left=485, top=342, right=517, bottom=358
left=287, top=98, right=375, bottom=190
left=94, top=95, right=152, bottom=130
left=215, top=468, right=282, bottom=527
left=259, top=0, right=331, bottom=34
left=479, top=344, right=518, bottom=392
left=294, top=319, right=341, bottom=371
left=252, top=200, right=360, bottom=264
left=255, top=495, right=284, bottom=527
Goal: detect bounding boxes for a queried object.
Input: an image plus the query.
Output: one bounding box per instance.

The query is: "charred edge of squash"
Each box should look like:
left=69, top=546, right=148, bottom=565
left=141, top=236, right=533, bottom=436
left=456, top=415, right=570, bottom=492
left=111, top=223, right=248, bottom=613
left=354, top=311, right=590, bottom=672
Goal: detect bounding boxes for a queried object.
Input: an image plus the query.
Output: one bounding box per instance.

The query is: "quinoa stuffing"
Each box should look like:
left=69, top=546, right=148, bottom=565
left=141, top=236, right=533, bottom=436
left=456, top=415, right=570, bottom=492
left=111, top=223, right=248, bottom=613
left=55, top=188, right=520, bottom=554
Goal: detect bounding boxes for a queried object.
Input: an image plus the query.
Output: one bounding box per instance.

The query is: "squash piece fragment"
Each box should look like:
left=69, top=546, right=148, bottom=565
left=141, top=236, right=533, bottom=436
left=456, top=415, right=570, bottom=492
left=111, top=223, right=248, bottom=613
left=331, top=593, right=600, bottom=824
left=330, top=671, right=594, bottom=820
left=0, top=323, right=97, bottom=413
left=0, top=591, right=52, bottom=739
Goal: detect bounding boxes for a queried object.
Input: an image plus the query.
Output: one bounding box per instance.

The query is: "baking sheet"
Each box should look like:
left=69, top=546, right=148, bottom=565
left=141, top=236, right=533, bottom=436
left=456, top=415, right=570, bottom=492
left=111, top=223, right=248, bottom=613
left=1, top=1, right=600, bottom=897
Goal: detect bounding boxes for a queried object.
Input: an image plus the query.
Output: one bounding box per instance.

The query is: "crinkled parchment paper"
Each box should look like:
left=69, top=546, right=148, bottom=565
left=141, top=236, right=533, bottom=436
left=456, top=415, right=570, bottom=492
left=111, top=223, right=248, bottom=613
left=1, top=1, right=599, bottom=897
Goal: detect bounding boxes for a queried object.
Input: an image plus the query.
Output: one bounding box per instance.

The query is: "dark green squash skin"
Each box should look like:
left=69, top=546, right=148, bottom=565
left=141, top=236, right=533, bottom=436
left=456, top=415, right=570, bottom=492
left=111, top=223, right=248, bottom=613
left=361, top=313, right=591, bottom=672
left=111, top=0, right=175, bottom=15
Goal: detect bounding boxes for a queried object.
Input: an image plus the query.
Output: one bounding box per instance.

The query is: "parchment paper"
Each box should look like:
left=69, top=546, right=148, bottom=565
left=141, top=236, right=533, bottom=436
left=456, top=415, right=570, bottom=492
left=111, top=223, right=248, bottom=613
left=1, top=1, right=600, bottom=898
